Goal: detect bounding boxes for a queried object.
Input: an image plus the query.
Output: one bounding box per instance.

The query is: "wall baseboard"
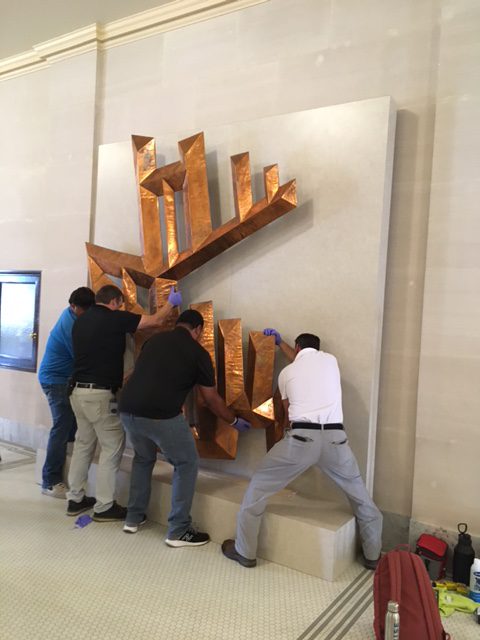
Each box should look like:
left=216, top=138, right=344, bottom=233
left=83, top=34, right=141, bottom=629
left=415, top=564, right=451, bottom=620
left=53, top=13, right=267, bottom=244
left=0, top=418, right=47, bottom=451
left=381, top=510, right=410, bottom=550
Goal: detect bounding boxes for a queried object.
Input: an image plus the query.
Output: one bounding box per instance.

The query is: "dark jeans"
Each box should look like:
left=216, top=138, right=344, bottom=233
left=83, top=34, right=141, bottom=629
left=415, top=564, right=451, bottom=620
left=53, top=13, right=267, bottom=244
left=120, top=413, right=199, bottom=539
left=41, top=383, right=77, bottom=489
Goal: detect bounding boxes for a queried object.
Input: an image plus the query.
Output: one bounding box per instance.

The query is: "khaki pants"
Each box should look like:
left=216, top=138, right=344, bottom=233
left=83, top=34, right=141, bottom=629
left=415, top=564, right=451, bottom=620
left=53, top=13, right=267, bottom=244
left=67, top=388, right=125, bottom=512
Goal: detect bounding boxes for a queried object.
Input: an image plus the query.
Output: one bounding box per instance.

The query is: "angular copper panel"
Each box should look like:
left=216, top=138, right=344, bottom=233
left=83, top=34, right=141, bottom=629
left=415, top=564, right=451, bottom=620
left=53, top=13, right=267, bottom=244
left=190, top=301, right=216, bottom=381
left=217, top=319, right=246, bottom=407
left=123, top=267, right=155, bottom=291
left=189, top=384, right=239, bottom=460
left=185, top=304, right=239, bottom=459
left=88, top=257, right=117, bottom=292
left=122, top=269, right=145, bottom=314
left=162, top=179, right=179, bottom=268
left=245, top=331, right=275, bottom=409
left=265, top=389, right=285, bottom=451
left=264, top=164, right=279, bottom=203
left=86, top=243, right=145, bottom=279
left=140, top=161, right=186, bottom=195
left=132, top=135, right=163, bottom=275
left=178, top=132, right=212, bottom=251
left=148, top=278, right=178, bottom=326
left=133, top=276, right=179, bottom=355
left=231, top=152, right=252, bottom=220
left=253, top=398, right=275, bottom=423
left=132, top=135, right=154, bottom=155
left=192, top=408, right=239, bottom=460
left=160, top=179, right=297, bottom=280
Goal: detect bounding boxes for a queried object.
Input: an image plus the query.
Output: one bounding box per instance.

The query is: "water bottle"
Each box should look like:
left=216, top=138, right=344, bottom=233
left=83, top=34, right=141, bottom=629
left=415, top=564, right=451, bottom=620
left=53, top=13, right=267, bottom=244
left=452, top=523, right=475, bottom=585
left=385, top=601, right=400, bottom=640
left=470, top=558, right=480, bottom=603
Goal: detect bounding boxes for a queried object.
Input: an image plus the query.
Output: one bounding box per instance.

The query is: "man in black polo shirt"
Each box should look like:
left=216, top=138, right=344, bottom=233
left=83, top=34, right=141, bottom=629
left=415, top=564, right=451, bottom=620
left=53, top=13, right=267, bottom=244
left=119, top=309, right=251, bottom=545
left=66, top=284, right=182, bottom=521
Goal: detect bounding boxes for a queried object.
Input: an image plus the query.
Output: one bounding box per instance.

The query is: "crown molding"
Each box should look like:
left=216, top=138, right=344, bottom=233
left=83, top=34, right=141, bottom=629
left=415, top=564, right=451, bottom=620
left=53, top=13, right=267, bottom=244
left=0, top=0, right=268, bottom=82
left=33, top=24, right=100, bottom=63
left=100, top=0, right=268, bottom=49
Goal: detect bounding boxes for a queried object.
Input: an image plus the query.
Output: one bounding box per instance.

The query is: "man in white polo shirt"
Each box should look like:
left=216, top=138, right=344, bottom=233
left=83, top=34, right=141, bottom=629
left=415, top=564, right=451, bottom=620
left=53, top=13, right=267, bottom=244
left=222, top=330, right=383, bottom=570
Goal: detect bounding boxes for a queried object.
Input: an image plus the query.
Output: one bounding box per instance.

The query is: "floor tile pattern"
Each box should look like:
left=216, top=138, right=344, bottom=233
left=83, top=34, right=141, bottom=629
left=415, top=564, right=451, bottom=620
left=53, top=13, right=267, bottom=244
left=0, top=447, right=478, bottom=639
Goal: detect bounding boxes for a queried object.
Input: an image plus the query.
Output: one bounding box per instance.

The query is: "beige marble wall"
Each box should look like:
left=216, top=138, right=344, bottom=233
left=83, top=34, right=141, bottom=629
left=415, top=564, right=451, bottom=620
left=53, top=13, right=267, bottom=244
left=413, top=0, right=480, bottom=534
left=0, top=52, right=98, bottom=443
left=1, top=0, right=479, bottom=536
left=98, top=0, right=440, bottom=518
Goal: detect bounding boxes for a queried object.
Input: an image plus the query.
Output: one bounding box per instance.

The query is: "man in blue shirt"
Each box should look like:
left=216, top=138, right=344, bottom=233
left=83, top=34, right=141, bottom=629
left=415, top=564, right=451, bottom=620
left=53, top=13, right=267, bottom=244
left=38, top=287, right=95, bottom=498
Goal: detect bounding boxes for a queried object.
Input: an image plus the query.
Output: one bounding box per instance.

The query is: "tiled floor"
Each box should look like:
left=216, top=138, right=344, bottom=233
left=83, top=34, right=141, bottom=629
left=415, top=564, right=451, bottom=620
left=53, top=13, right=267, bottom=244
left=0, top=441, right=478, bottom=639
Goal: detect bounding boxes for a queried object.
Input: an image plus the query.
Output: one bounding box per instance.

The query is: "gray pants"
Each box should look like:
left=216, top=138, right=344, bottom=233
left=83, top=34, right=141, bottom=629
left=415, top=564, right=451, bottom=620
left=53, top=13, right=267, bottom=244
left=236, top=428, right=382, bottom=561
left=67, top=388, right=125, bottom=512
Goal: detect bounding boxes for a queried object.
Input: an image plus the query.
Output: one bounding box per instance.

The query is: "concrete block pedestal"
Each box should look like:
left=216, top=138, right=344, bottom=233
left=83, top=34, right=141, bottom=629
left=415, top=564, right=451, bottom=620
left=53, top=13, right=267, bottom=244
left=36, top=447, right=356, bottom=581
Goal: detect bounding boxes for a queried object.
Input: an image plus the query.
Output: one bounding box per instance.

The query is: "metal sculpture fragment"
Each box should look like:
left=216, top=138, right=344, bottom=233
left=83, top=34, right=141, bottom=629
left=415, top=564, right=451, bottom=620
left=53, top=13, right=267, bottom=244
left=186, top=311, right=283, bottom=458
left=87, top=132, right=296, bottom=280
left=86, top=131, right=296, bottom=458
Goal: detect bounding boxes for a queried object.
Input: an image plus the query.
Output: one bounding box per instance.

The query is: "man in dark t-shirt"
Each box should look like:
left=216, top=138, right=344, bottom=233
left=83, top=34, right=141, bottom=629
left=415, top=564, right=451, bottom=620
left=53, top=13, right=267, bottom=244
left=119, top=309, right=251, bottom=546
left=66, top=284, right=182, bottom=521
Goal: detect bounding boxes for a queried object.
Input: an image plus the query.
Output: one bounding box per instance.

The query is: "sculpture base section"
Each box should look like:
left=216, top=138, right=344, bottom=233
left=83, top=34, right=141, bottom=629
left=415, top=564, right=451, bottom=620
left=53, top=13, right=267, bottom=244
left=36, top=448, right=356, bottom=581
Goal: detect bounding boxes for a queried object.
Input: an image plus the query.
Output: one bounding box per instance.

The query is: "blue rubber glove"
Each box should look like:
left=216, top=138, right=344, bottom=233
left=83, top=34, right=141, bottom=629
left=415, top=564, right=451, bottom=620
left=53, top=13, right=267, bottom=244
left=231, top=417, right=251, bottom=432
left=74, top=514, right=92, bottom=528
left=263, top=328, right=281, bottom=346
left=168, top=286, right=182, bottom=307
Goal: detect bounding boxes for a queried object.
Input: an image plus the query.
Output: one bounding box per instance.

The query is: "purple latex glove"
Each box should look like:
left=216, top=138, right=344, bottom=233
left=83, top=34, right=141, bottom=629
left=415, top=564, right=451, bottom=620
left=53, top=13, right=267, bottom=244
left=74, top=514, right=92, bottom=528
left=168, top=286, right=182, bottom=307
left=263, top=328, right=281, bottom=346
left=232, top=417, right=251, bottom=432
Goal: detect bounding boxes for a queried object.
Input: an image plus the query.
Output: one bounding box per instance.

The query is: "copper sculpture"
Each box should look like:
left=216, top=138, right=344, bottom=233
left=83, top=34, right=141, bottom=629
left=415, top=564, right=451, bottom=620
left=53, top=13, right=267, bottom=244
left=186, top=313, right=280, bottom=458
left=87, top=132, right=296, bottom=280
left=87, top=131, right=296, bottom=457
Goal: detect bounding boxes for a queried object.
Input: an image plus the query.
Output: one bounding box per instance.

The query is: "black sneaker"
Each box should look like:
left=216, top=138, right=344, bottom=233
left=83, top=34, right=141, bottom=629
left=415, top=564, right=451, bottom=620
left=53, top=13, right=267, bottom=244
left=165, top=527, right=210, bottom=547
left=221, top=539, right=257, bottom=567
left=361, top=552, right=380, bottom=571
left=66, top=496, right=96, bottom=516
left=92, top=502, right=127, bottom=522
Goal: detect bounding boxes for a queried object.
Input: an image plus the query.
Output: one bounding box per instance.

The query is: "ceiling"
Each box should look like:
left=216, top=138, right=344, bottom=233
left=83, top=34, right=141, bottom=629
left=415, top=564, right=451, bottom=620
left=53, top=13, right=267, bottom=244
left=0, top=0, right=170, bottom=59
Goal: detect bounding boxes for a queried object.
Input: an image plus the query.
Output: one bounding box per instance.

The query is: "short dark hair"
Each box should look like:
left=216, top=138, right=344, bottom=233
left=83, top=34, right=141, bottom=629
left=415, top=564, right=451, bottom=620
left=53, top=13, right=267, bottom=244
left=176, top=309, right=204, bottom=329
left=69, top=287, right=95, bottom=309
left=295, top=333, right=320, bottom=351
left=95, top=285, right=123, bottom=305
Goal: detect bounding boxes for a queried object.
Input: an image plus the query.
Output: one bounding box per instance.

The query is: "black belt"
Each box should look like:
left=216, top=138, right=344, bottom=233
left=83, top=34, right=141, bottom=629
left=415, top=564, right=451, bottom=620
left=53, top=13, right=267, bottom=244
left=75, top=382, right=115, bottom=391
left=291, top=422, right=343, bottom=431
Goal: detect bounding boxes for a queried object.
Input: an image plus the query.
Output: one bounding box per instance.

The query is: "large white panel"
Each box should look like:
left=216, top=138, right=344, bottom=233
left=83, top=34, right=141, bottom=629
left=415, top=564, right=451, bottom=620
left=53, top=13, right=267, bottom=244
left=94, top=96, right=396, bottom=491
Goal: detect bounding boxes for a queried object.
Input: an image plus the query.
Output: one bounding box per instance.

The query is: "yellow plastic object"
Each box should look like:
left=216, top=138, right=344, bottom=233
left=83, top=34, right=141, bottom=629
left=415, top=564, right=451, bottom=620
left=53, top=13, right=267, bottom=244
left=432, top=580, right=470, bottom=596
left=436, top=590, right=480, bottom=617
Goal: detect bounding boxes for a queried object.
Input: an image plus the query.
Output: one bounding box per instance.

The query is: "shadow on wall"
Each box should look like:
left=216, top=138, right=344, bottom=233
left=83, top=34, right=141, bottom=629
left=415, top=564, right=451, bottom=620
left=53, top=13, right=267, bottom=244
left=180, top=193, right=315, bottom=317
left=375, top=106, right=434, bottom=517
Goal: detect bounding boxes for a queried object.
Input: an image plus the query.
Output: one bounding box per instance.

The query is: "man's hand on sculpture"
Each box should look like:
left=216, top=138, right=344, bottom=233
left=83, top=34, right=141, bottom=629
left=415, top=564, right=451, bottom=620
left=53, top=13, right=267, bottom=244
left=168, top=286, right=182, bottom=307
left=231, top=417, right=251, bottom=432
left=263, top=328, right=281, bottom=346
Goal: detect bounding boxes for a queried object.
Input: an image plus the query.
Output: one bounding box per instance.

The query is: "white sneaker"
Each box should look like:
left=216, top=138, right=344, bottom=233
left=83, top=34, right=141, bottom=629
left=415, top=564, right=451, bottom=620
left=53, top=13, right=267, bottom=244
left=123, top=515, right=147, bottom=534
left=41, top=482, right=67, bottom=499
